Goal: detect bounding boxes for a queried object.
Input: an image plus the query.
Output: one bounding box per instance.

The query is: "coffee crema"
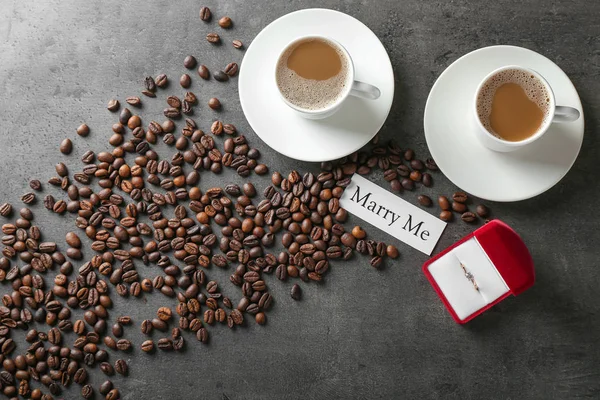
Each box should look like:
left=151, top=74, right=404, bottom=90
left=477, top=68, right=551, bottom=142
left=276, top=38, right=349, bottom=111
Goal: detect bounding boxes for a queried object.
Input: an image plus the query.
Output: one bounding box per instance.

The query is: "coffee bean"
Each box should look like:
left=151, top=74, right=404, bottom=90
left=206, top=33, right=220, bottom=44
left=224, top=62, right=239, bottom=77
left=422, top=173, right=433, bottom=187
left=386, top=245, right=399, bottom=258
left=29, top=179, right=41, bottom=190
left=409, top=170, right=422, bottom=182
left=401, top=178, right=414, bottom=190
left=199, top=6, right=211, bottom=21
left=65, top=232, right=81, bottom=248
left=198, top=65, right=210, bottom=80
left=211, top=121, right=223, bottom=135
left=370, top=256, right=383, bottom=268
left=440, top=210, right=453, bottom=221
left=476, top=204, right=489, bottom=217
left=208, top=98, right=221, bottom=110
left=214, top=71, right=229, bottom=82
left=184, top=55, right=197, bottom=69
left=114, top=359, right=128, bottom=376
left=438, top=196, right=450, bottom=210
left=60, top=138, right=73, bottom=154
left=107, top=389, right=121, bottom=400
left=126, top=96, right=142, bottom=107
left=141, top=340, right=154, bottom=352
left=81, top=384, right=93, bottom=399
left=461, top=212, right=477, bottom=223
left=452, top=202, right=467, bottom=213
left=164, top=107, right=181, bottom=119
left=425, top=158, right=438, bottom=170
left=417, top=195, right=432, bottom=207
left=155, top=73, right=168, bottom=88
left=232, top=40, right=243, bottom=49
left=179, top=74, right=192, bottom=88
left=99, top=380, right=113, bottom=395
left=107, top=100, right=119, bottom=112
left=21, top=192, right=36, bottom=204
left=410, top=159, right=424, bottom=170
left=219, top=16, right=232, bottom=28
left=142, top=89, right=156, bottom=97
left=144, top=76, right=156, bottom=92
left=291, top=284, right=302, bottom=300
left=453, top=192, right=468, bottom=203
left=157, top=306, right=172, bottom=321
left=0, top=203, right=11, bottom=217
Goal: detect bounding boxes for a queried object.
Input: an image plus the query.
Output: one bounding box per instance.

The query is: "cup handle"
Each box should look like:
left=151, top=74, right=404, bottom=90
left=350, top=81, right=381, bottom=100
left=553, top=106, right=580, bottom=123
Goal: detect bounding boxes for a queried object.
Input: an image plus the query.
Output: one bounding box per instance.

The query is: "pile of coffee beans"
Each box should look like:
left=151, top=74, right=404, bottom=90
left=0, top=5, right=490, bottom=399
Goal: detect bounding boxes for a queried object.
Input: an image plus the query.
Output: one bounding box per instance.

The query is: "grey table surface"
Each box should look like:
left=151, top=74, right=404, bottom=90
left=1, top=0, right=599, bottom=399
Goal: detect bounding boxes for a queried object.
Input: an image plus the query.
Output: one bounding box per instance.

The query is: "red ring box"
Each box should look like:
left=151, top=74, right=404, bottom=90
left=423, top=220, right=535, bottom=324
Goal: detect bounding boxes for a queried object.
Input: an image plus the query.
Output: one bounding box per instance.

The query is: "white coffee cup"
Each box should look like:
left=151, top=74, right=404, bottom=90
left=275, top=35, right=381, bottom=120
left=473, top=65, right=580, bottom=152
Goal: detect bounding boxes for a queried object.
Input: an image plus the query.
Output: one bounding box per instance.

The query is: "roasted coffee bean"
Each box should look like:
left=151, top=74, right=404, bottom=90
left=438, top=196, right=450, bottom=210
left=141, top=339, right=154, bottom=352
left=224, top=62, right=239, bottom=77
left=107, top=100, right=119, bottom=112
left=232, top=39, right=243, bottom=49
left=156, top=73, right=168, bottom=87
left=291, top=284, right=302, bottom=300
left=29, top=179, right=42, bottom=190
left=409, top=170, right=422, bottom=182
left=440, top=210, right=453, bottom=221
left=82, top=384, right=93, bottom=399
left=206, top=33, right=221, bottom=44
left=164, top=107, right=181, bottom=119
left=370, top=256, right=383, bottom=268
left=208, top=98, right=221, bottom=110
left=60, top=138, right=73, bottom=154
left=425, top=158, right=438, bottom=170
left=461, top=212, right=477, bottom=223
left=158, top=338, right=173, bottom=350
left=114, top=359, right=128, bottom=375
left=476, top=204, right=489, bottom=217
left=417, top=195, right=432, bottom=207
left=422, top=173, right=433, bottom=187
left=21, top=192, right=36, bottom=204
left=0, top=202, right=11, bottom=217
left=180, top=74, right=191, bottom=88
left=401, top=178, right=414, bottom=190
left=199, top=6, right=211, bottom=21
left=452, top=192, right=468, bottom=203
left=452, top=202, right=467, bottom=213
left=219, top=16, right=232, bottom=28
left=386, top=245, right=399, bottom=259
left=157, top=306, right=172, bottom=321
left=214, top=71, right=229, bottom=82
left=184, top=55, right=197, bottom=69
left=198, top=65, right=210, bottom=80
left=126, top=96, right=141, bottom=107
left=144, top=76, right=156, bottom=92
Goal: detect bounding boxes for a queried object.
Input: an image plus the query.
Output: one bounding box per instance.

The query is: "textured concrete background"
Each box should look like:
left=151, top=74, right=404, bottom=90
left=1, top=0, right=599, bottom=399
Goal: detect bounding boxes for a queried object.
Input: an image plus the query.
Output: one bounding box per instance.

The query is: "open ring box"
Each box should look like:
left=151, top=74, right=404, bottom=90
left=423, top=220, right=535, bottom=323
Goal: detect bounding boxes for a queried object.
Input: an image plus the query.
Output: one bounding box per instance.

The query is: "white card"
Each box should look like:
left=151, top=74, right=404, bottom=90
left=339, top=174, right=446, bottom=255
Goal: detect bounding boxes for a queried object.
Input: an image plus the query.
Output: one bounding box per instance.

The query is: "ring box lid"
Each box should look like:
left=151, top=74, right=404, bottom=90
left=423, top=220, right=534, bottom=323
left=474, top=220, right=534, bottom=295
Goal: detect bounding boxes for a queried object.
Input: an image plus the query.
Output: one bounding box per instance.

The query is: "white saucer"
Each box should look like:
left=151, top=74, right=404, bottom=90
left=239, top=9, right=394, bottom=162
left=424, top=45, right=584, bottom=202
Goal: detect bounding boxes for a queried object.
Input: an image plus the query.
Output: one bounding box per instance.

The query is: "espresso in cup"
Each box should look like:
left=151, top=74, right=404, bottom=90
left=476, top=68, right=551, bottom=142
left=276, top=37, right=350, bottom=111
